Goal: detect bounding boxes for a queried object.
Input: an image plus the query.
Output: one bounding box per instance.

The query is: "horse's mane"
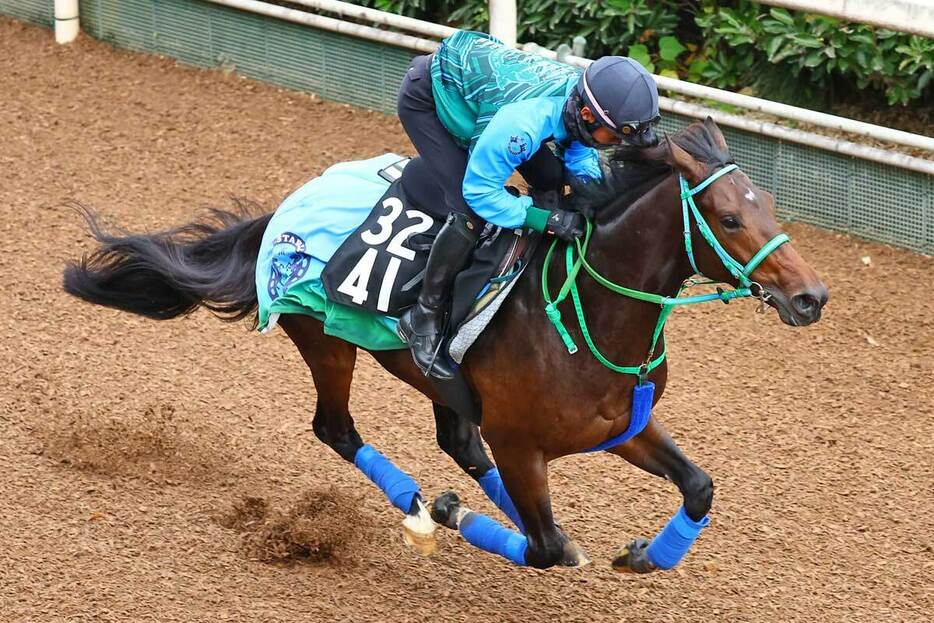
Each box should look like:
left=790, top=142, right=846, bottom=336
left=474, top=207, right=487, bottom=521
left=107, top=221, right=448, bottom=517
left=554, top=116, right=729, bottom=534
left=568, top=121, right=734, bottom=218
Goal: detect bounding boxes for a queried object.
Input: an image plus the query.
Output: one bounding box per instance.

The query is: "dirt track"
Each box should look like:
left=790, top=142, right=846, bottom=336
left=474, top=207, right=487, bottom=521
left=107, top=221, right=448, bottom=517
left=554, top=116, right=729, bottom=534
left=1, top=17, right=932, bottom=623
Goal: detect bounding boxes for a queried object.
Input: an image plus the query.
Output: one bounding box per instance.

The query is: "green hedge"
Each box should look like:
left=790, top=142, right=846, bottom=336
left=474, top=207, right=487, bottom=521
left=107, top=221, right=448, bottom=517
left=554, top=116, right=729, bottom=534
left=695, top=1, right=933, bottom=107
left=354, top=0, right=932, bottom=109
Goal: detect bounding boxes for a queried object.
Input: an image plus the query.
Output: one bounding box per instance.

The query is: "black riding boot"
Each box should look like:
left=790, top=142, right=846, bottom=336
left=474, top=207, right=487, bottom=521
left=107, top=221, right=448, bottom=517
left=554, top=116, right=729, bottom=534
left=397, top=212, right=479, bottom=379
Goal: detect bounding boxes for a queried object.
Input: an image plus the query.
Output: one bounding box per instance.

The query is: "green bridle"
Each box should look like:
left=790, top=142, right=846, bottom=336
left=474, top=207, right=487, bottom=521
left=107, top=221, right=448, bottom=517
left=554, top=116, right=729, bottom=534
left=542, top=163, right=790, bottom=380
left=680, top=164, right=789, bottom=288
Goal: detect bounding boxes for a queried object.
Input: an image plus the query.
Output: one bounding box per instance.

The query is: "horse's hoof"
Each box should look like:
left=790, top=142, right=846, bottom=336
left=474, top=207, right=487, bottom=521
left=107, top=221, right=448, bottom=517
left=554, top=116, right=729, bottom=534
left=558, top=538, right=592, bottom=568
left=430, top=491, right=462, bottom=530
left=402, top=498, right=437, bottom=556
left=612, top=538, right=656, bottom=574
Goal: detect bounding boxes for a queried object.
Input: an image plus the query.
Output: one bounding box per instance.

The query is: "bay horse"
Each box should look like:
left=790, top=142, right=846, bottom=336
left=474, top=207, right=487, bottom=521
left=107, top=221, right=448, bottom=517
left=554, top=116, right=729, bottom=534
left=63, top=119, right=827, bottom=571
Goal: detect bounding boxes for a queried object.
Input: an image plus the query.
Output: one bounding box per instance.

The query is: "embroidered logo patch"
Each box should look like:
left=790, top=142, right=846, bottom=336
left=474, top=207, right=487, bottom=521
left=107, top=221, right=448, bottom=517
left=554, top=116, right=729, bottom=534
left=267, top=232, right=312, bottom=301
left=507, top=135, right=529, bottom=156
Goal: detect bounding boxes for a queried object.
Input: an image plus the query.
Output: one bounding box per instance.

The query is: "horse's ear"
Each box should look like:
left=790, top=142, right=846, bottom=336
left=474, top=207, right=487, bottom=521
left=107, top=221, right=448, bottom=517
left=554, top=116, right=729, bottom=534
left=703, top=116, right=729, bottom=152
left=665, top=136, right=706, bottom=185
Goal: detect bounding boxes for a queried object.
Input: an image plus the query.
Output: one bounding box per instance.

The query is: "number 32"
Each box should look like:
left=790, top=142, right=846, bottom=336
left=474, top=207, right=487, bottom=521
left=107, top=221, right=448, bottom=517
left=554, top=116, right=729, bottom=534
left=338, top=197, right=433, bottom=312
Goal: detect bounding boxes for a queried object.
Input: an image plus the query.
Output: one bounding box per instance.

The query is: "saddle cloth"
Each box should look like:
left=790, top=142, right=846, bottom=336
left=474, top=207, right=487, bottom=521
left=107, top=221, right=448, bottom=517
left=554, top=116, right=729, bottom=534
left=255, top=153, right=538, bottom=359
left=321, top=158, right=440, bottom=316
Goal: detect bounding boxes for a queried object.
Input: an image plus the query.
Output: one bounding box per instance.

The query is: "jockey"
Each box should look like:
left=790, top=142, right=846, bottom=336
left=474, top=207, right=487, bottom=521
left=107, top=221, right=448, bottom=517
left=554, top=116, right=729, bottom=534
left=396, top=30, right=661, bottom=378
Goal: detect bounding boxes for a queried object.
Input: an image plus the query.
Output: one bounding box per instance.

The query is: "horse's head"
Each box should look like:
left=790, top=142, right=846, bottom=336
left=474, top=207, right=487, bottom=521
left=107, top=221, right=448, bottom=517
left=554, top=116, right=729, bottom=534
left=662, top=119, right=828, bottom=326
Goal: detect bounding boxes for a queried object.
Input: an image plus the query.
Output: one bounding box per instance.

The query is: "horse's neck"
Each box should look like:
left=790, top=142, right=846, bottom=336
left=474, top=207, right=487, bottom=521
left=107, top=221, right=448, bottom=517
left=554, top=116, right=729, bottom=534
left=573, top=174, right=692, bottom=362
left=593, top=173, right=691, bottom=294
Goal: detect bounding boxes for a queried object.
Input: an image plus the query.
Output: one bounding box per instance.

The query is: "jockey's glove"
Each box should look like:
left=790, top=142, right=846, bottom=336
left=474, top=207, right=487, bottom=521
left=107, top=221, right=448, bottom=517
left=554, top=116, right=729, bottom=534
left=525, top=205, right=584, bottom=240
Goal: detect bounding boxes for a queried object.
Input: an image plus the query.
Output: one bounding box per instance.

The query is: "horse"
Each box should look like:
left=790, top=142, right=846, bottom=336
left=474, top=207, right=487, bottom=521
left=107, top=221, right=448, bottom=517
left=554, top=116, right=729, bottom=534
left=63, top=119, right=828, bottom=572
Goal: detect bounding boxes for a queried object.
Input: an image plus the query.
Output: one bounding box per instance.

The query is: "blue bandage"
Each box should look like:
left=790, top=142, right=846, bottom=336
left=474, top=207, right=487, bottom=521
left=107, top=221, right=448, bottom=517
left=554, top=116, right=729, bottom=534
left=478, top=467, right=524, bottom=533
left=459, top=511, right=527, bottom=566
left=353, top=444, right=420, bottom=514
left=629, top=381, right=655, bottom=434
left=646, top=506, right=710, bottom=570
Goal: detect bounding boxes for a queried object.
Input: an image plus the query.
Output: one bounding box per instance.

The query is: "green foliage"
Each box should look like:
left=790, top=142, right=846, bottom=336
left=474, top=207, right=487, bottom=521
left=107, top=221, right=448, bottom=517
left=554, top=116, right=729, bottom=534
left=695, top=0, right=934, bottom=106
left=512, top=0, right=681, bottom=59
left=358, top=0, right=469, bottom=21
left=353, top=0, right=686, bottom=60
left=348, top=0, right=932, bottom=108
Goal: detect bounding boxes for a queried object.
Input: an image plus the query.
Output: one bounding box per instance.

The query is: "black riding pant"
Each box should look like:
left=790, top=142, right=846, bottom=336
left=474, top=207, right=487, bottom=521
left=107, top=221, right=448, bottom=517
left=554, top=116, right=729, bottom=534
left=397, top=54, right=564, bottom=223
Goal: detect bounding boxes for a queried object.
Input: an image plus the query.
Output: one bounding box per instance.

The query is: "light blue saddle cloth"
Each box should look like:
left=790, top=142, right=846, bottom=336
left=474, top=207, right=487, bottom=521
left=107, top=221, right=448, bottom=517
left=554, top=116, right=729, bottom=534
left=254, top=153, right=406, bottom=350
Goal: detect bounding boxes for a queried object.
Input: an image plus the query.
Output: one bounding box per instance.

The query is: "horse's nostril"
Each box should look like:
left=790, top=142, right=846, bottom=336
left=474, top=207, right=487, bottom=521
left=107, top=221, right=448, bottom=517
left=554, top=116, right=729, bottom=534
left=792, top=293, right=818, bottom=316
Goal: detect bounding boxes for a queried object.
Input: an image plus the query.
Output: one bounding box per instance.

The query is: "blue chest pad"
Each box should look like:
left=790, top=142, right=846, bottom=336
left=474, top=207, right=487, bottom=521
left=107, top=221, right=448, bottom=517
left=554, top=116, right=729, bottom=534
left=583, top=381, right=655, bottom=453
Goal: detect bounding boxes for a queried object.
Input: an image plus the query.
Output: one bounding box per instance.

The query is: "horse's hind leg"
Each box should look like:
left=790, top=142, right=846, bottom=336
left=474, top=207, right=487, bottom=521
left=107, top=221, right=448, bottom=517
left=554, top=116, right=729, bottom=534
left=278, top=314, right=436, bottom=554
left=431, top=404, right=520, bottom=528
left=432, top=404, right=590, bottom=566
left=605, top=417, right=713, bottom=573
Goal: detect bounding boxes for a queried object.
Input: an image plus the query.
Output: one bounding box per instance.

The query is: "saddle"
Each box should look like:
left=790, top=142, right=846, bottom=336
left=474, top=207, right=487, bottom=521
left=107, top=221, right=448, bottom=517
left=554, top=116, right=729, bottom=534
left=321, top=157, right=540, bottom=372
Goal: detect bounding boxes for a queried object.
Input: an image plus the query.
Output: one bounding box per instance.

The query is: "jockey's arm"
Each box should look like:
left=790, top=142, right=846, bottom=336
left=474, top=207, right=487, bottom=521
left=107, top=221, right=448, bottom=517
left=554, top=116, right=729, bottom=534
left=463, top=99, right=599, bottom=233
left=462, top=102, right=542, bottom=230
left=561, top=141, right=603, bottom=182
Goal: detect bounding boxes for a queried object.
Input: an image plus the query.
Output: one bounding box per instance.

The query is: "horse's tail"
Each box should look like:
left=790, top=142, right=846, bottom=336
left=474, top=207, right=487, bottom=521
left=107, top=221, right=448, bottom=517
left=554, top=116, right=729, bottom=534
left=63, top=201, right=272, bottom=325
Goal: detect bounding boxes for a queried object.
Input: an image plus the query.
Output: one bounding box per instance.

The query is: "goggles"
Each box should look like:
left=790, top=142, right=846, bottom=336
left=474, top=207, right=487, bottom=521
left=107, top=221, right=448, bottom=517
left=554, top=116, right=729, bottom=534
left=600, top=114, right=661, bottom=143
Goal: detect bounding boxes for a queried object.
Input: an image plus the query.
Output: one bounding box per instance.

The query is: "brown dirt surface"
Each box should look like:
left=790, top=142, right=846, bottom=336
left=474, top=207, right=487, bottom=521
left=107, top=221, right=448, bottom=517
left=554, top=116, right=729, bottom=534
left=1, top=16, right=932, bottom=623
left=233, top=489, right=374, bottom=565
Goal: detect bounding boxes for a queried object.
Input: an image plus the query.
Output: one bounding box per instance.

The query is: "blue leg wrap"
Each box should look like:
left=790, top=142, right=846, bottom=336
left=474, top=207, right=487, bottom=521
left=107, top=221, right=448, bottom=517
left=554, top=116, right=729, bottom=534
left=645, top=506, right=710, bottom=570
left=478, top=467, right=524, bottom=533
left=459, top=511, right=527, bottom=566
left=353, top=444, right=420, bottom=514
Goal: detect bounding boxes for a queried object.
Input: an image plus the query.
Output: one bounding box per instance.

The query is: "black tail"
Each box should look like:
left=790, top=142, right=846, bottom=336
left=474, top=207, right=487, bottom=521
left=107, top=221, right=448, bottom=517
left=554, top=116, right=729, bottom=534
left=63, top=201, right=272, bottom=325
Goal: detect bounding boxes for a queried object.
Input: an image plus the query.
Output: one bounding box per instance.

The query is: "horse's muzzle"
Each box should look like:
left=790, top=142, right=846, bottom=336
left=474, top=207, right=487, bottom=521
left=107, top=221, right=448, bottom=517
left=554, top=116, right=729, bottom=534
left=772, top=284, right=828, bottom=326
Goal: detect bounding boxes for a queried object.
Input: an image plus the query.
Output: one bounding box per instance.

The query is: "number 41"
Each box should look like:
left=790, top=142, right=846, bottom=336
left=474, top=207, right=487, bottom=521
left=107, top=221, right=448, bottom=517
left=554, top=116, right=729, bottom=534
left=337, top=197, right=433, bottom=312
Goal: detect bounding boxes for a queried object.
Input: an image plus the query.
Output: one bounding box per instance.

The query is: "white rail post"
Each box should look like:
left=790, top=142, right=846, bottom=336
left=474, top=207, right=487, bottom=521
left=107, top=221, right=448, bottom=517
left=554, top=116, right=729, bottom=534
left=555, top=43, right=572, bottom=63
left=753, top=0, right=934, bottom=39
left=489, top=0, right=517, bottom=47
left=54, top=0, right=79, bottom=44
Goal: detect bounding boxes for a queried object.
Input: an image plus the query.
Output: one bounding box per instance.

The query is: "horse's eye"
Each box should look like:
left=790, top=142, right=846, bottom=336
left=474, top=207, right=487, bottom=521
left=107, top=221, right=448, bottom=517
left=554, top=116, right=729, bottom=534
left=720, top=215, right=742, bottom=230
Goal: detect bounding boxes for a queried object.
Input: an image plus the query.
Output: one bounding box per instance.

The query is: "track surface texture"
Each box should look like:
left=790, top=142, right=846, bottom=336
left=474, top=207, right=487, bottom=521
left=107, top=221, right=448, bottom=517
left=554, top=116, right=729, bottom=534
left=1, top=18, right=932, bottom=623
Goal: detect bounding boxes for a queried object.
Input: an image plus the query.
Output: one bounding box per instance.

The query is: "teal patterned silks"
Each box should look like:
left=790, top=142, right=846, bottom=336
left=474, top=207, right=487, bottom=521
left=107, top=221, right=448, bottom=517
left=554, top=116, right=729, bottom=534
left=430, top=30, right=581, bottom=148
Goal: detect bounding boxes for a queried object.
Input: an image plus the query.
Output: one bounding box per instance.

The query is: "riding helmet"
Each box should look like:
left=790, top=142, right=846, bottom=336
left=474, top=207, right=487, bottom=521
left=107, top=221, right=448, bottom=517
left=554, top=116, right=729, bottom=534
left=570, top=56, right=660, bottom=149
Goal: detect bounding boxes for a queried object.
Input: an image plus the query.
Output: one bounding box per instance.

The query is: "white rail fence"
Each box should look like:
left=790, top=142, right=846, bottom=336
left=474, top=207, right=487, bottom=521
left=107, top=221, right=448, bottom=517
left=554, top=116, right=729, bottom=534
left=50, top=0, right=934, bottom=173
left=755, top=0, right=934, bottom=38
left=203, top=0, right=934, bottom=175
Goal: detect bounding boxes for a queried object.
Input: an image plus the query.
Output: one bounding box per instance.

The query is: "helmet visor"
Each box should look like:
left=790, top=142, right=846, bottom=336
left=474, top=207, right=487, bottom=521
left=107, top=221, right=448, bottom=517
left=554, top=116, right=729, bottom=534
left=584, top=113, right=661, bottom=147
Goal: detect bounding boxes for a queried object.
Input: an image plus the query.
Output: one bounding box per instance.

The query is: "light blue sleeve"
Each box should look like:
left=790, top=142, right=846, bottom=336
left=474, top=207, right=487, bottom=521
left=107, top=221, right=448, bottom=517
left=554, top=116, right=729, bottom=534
left=561, top=141, right=603, bottom=181
left=462, top=103, right=548, bottom=229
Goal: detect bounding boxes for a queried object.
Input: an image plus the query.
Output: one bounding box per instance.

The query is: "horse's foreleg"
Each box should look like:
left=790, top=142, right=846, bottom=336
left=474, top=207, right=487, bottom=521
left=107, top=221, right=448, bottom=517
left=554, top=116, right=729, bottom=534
left=432, top=406, right=589, bottom=566
left=279, top=315, right=436, bottom=555
left=605, top=417, right=713, bottom=573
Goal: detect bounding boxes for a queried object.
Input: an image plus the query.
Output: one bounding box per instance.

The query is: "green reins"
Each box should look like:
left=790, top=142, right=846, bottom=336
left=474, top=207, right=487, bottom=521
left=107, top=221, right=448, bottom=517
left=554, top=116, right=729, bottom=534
left=542, top=163, right=790, bottom=381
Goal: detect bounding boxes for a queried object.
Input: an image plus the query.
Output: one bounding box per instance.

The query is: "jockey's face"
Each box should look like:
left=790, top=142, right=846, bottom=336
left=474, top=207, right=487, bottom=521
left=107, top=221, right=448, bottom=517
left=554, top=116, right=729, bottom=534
left=579, top=106, right=620, bottom=146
